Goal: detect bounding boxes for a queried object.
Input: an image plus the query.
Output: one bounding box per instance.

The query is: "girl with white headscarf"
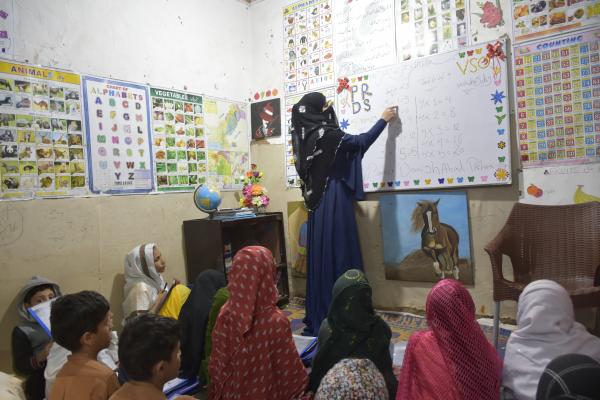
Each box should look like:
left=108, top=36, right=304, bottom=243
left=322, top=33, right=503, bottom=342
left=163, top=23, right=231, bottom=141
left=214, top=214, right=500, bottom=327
left=503, top=280, right=600, bottom=400
left=123, top=243, right=189, bottom=321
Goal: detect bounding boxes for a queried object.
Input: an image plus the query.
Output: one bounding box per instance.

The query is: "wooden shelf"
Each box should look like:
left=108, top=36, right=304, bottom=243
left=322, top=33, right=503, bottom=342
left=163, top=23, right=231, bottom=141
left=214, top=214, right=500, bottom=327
left=183, top=212, right=290, bottom=302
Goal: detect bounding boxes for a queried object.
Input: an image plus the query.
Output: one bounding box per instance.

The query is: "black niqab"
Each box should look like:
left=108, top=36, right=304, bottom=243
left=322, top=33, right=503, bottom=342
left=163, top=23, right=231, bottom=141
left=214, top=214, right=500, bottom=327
left=291, top=92, right=344, bottom=211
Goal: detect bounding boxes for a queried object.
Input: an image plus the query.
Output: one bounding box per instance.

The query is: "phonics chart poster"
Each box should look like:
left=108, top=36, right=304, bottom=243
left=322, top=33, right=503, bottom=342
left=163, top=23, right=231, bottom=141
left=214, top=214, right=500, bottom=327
left=283, top=0, right=335, bottom=95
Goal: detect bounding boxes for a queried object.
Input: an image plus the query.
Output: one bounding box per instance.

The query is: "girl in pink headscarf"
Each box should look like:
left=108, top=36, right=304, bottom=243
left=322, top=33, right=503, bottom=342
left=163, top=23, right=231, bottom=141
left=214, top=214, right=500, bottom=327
left=397, top=279, right=502, bottom=400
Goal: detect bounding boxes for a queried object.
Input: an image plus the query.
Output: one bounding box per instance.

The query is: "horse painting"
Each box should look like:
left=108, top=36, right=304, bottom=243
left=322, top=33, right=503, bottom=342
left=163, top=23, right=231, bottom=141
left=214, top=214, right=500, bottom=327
left=411, top=199, right=460, bottom=279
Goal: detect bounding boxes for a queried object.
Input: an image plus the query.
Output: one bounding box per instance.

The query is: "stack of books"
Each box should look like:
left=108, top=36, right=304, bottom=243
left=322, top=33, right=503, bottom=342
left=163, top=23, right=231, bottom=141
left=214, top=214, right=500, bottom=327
left=210, top=208, right=256, bottom=220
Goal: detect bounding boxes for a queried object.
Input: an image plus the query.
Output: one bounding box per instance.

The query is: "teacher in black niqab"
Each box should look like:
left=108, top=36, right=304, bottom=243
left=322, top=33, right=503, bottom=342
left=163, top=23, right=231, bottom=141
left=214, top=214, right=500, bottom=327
left=291, top=91, right=397, bottom=336
left=291, top=92, right=344, bottom=211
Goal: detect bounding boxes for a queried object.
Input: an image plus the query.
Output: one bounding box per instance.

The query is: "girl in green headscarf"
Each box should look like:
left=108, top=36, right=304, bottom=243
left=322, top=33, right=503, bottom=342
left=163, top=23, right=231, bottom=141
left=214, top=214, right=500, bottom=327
left=309, top=269, right=397, bottom=398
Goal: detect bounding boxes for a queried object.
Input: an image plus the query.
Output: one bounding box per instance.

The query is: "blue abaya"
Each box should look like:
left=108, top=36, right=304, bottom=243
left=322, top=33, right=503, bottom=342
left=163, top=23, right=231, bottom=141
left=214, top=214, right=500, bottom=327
left=303, top=118, right=387, bottom=336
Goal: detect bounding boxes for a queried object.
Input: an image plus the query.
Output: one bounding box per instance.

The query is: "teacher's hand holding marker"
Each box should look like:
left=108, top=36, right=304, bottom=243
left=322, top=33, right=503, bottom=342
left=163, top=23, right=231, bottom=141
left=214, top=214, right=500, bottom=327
left=382, top=106, right=398, bottom=122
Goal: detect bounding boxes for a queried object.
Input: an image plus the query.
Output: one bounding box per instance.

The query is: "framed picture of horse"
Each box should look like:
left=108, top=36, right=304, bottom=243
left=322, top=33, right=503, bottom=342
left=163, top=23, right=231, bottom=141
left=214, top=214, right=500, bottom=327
left=379, top=191, right=474, bottom=285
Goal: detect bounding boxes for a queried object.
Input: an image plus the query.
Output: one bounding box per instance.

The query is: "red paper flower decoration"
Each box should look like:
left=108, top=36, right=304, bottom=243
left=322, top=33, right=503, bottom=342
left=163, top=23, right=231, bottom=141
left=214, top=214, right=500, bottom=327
left=337, top=77, right=350, bottom=94
left=486, top=41, right=506, bottom=61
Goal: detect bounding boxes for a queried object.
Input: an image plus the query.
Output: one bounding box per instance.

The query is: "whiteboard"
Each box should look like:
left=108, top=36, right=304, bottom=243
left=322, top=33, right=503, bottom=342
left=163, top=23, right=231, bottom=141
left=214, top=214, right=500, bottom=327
left=336, top=40, right=512, bottom=192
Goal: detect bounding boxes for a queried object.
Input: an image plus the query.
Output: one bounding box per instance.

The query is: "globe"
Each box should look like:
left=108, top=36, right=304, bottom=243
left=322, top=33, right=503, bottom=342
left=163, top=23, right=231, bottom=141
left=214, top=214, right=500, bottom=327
left=193, top=185, right=222, bottom=214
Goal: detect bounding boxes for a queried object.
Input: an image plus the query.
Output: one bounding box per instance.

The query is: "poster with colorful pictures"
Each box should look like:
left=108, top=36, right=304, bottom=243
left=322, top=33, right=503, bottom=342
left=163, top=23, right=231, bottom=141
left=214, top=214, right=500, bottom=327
left=520, top=163, right=600, bottom=205
left=150, top=88, right=205, bottom=191
left=284, top=86, right=335, bottom=187
left=203, top=97, right=249, bottom=190
left=514, top=29, right=600, bottom=167
left=251, top=98, right=281, bottom=140
left=469, top=0, right=511, bottom=43
left=333, top=0, right=397, bottom=77
left=82, top=76, right=153, bottom=193
left=395, top=0, right=469, bottom=61
left=283, top=0, right=334, bottom=95
left=513, top=0, right=600, bottom=44
left=0, top=61, right=87, bottom=199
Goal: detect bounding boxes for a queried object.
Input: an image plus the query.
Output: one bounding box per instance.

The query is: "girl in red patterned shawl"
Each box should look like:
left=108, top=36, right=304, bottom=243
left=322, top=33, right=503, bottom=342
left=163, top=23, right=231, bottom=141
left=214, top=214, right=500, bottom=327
left=208, top=246, right=308, bottom=400
left=397, top=279, right=502, bottom=400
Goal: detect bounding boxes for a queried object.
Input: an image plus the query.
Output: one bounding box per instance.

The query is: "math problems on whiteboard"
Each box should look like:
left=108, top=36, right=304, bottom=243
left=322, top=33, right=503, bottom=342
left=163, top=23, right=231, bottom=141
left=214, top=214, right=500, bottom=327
left=336, top=40, right=512, bottom=192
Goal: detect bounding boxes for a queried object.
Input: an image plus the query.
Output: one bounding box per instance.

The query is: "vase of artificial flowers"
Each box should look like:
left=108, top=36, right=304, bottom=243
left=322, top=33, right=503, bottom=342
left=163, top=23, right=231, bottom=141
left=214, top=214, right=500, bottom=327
left=240, top=164, right=270, bottom=213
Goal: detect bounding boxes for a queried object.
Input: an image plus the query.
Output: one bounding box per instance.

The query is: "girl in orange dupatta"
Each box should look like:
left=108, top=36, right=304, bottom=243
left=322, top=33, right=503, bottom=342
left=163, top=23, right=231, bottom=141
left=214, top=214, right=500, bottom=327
left=397, top=279, right=502, bottom=400
left=208, top=246, right=308, bottom=400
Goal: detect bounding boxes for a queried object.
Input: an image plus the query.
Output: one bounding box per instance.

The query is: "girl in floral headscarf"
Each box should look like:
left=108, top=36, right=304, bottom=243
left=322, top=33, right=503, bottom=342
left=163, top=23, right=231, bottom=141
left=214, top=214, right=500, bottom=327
left=315, top=358, right=388, bottom=400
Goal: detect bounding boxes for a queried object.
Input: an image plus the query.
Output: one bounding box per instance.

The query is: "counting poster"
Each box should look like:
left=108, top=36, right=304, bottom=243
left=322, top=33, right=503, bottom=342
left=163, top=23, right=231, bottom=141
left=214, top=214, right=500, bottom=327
left=283, top=0, right=334, bottom=95
left=150, top=87, right=205, bottom=192
left=514, top=28, right=600, bottom=167
left=0, top=60, right=87, bottom=199
left=82, top=76, right=153, bottom=193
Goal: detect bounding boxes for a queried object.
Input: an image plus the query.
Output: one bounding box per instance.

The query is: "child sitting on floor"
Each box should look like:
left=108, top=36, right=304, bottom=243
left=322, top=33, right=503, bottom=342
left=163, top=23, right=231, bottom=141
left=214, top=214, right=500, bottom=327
left=49, top=291, right=120, bottom=400
left=11, top=276, right=61, bottom=400
left=123, top=243, right=190, bottom=322
left=110, top=314, right=194, bottom=400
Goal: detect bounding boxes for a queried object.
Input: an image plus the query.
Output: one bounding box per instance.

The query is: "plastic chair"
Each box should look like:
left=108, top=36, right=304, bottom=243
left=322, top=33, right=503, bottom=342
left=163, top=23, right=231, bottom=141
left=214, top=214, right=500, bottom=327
left=484, top=202, right=600, bottom=348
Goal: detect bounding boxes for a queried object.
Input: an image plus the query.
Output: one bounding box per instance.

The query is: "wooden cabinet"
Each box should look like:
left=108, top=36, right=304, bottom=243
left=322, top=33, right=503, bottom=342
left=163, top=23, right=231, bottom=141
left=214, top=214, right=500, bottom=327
left=183, top=212, right=289, bottom=304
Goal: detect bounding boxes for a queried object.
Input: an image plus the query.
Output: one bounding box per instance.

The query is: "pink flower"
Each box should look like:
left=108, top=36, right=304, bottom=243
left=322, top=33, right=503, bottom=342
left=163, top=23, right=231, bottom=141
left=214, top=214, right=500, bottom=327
left=480, top=1, right=503, bottom=28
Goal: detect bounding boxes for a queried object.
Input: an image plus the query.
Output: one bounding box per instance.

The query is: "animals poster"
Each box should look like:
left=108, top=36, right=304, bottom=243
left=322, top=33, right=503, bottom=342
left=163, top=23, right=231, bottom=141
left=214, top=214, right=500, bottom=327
left=287, top=201, right=308, bottom=278
left=251, top=98, right=281, bottom=140
left=284, top=86, right=335, bottom=187
left=395, top=0, right=469, bottom=61
left=203, top=97, right=249, bottom=190
left=82, top=76, right=153, bottom=194
left=520, top=163, right=600, bottom=204
left=469, top=0, right=511, bottom=43
left=0, top=60, right=87, bottom=199
left=379, top=191, right=474, bottom=284
left=512, top=0, right=600, bottom=44
left=150, top=87, right=206, bottom=191
left=514, top=29, right=600, bottom=167
left=283, top=0, right=334, bottom=95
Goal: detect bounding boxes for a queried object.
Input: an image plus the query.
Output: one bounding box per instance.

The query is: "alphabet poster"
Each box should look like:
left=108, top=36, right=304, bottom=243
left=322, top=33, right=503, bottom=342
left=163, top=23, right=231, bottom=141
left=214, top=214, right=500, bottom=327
left=0, top=60, right=87, bottom=199
left=150, top=87, right=205, bottom=191
left=283, top=0, right=334, bottom=95
left=82, top=76, right=153, bottom=194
